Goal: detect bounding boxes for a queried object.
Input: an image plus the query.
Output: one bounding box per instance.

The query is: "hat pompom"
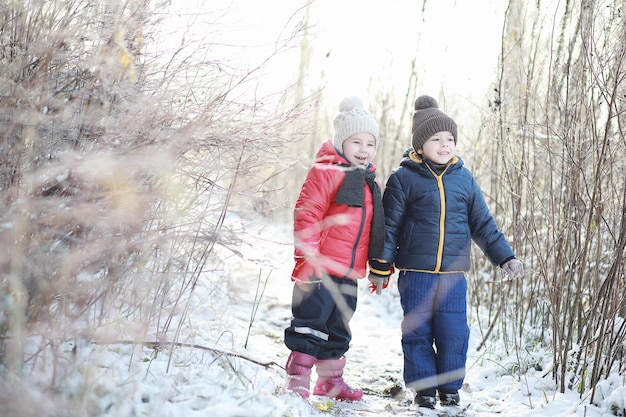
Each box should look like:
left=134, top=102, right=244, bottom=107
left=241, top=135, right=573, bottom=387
left=414, top=95, right=439, bottom=111
left=339, top=96, right=364, bottom=112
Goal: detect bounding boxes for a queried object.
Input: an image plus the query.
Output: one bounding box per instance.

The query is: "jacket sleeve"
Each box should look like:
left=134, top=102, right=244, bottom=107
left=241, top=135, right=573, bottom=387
left=293, top=166, right=335, bottom=259
left=467, top=175, right=515, bottom=266
left=380, top=171, right=406, bottom=264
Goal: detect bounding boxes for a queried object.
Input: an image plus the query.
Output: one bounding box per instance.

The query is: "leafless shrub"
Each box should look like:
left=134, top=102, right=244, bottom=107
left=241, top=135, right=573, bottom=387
left=467, top=0, right=626, bottom=404
left=0, top=0, right=308, bottom=414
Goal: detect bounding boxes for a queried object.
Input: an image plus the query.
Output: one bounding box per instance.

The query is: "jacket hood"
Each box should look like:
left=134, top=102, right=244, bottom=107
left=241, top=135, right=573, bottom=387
left=315, top=140, right=377, bottom=173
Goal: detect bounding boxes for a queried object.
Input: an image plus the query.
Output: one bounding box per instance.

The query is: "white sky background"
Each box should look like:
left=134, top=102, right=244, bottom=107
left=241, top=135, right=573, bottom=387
left=160, top=0, right=507, bottom=134
left=304, top=0, right=506, bottom=107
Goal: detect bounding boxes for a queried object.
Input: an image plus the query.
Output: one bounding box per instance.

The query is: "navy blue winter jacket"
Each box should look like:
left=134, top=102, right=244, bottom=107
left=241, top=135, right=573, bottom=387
left=380, top=149, right=514, bottom=273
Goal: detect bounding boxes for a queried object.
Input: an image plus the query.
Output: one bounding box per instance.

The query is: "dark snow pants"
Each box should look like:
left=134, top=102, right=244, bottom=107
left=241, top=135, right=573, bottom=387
left=398, top=271, right=469, bottom=392
left=284, top=274, right=358, bottom=360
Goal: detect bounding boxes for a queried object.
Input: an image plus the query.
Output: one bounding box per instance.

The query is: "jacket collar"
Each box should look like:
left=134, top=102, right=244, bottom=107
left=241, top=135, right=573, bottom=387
left=400, top=148, right=461, bottom=173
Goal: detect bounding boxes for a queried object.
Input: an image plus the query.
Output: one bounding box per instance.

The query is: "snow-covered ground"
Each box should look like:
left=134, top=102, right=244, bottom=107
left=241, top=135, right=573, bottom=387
left=58, top=219, right=625, bottom=417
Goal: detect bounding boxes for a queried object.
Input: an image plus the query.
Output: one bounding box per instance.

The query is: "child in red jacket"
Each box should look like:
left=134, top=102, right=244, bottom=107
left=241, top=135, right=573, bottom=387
left=284, top=97, right=389, bottom=401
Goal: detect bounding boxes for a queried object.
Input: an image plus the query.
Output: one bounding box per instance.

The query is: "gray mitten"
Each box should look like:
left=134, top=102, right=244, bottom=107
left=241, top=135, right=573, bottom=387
left=502, top=258, right=524, bottom=279
left=368, top=274, right=389, bottom=295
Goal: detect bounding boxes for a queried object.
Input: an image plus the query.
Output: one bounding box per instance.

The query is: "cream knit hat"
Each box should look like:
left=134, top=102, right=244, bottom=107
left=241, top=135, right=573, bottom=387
left=333, top=97, right=380, bottom=150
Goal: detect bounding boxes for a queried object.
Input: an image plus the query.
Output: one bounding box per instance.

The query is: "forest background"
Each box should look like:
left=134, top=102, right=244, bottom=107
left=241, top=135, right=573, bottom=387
left=0, top=0, right=625, bottom=416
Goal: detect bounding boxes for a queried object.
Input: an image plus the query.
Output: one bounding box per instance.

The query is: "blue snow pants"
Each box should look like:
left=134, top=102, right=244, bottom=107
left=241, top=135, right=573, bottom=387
left=398, top=271, right=469, bottom=392
left=284, top=274, right=358, bottom=360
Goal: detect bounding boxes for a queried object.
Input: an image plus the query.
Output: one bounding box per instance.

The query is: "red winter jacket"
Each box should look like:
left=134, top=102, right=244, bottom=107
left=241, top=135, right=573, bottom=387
left=291, top=140, right=380, bottom=283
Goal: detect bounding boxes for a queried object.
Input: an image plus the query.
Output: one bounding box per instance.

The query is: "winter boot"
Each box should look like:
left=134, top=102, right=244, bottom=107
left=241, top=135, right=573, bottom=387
left=285, top=351, right=316, bottom=398
left=439, top=389, right=460, bottom=406
left=415, top=389, right=437, bottom=409
left=313, top=357, right=363, bottom=401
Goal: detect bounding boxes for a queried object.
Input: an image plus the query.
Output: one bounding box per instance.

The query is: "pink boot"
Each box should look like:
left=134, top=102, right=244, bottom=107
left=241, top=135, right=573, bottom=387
left=285, top=351, right=316, bottom=398
left=313, top=357, right=363, bottom=401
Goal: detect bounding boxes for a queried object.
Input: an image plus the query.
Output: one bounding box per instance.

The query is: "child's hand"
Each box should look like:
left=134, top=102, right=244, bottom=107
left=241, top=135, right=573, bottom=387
left=367, top=259, right=393, bottom=294
left=502, top=258, right=524, bottom=279
left=368, top=274, right=389, bottom=295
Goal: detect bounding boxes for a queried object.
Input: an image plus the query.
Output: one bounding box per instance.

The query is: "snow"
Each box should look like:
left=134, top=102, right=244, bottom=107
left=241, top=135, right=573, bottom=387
left=52, top=219, right=623, bottom=417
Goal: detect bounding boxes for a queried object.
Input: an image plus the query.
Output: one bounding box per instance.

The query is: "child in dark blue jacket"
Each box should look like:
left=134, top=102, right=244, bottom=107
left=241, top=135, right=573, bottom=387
left=368, top=95, right=524, bottom=409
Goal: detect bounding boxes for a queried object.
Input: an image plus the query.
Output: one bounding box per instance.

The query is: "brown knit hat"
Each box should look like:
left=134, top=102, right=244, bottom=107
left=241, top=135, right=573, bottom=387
left=411, top=95, right=457, bottom=151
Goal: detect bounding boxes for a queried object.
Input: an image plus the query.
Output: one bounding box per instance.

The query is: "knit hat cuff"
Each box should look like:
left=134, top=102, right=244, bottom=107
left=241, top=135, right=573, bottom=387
left=412, top=116, right=457, bottom=149
left=334, top=118, right=380, bottom=146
